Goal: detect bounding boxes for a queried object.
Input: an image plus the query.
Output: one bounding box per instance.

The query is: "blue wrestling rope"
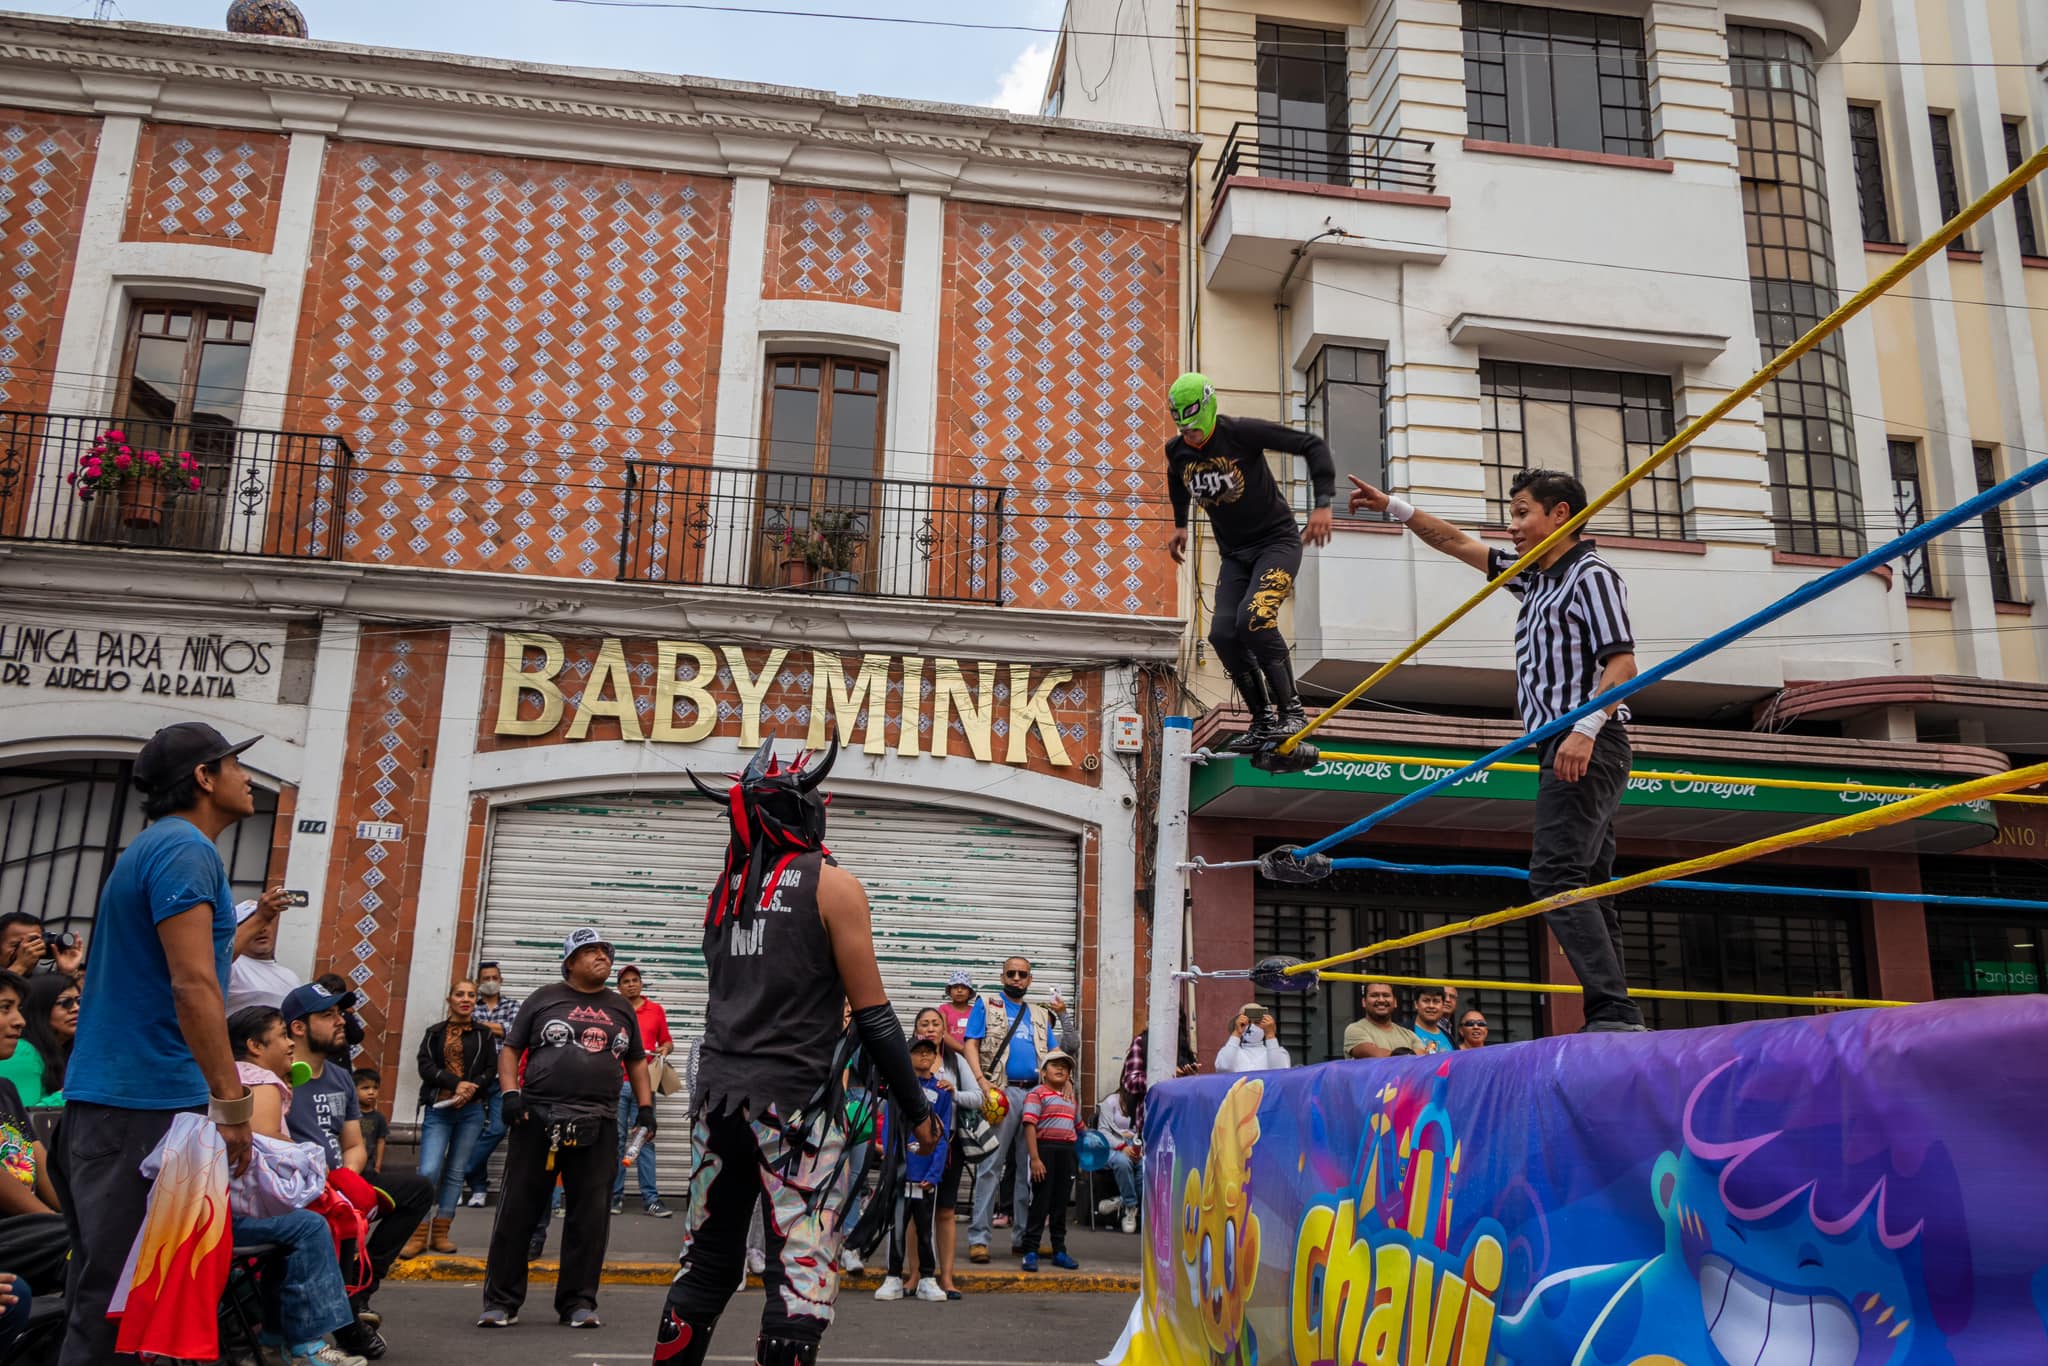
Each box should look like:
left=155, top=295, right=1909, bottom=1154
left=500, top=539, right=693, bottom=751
left=1295, top=452, right=2048, bottom=860
left=1328, top=854, right=2048, bottom=913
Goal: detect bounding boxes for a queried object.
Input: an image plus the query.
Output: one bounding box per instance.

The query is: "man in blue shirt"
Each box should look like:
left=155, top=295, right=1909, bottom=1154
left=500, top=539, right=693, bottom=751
left=966, top=956, right=1076, bottom=1263
left=52, top=722, right=262, bottom=1366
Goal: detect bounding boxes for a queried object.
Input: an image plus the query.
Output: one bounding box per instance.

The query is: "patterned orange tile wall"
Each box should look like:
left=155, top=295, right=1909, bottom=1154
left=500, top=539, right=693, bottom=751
left=286, top=142, right=730, bottom=576
left=761, top=184, right=906, bottom=310
left=316, top=626, right=448, bottom=1082
left=935, top=204, right=1180, bottom=617
left=121, top=122, right=288, bottom=253
left=0, top=108, right=97, bottom=415
left=475, top=632, right=1102, bottom=785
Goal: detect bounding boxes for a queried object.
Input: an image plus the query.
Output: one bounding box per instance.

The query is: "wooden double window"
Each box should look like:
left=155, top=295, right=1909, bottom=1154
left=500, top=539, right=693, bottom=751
left=757, top=356, right=887, bottom=590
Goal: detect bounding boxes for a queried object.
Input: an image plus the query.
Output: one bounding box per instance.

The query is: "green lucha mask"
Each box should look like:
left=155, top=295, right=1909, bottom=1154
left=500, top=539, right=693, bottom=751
left=1169, top=372, right=1219, bottom=441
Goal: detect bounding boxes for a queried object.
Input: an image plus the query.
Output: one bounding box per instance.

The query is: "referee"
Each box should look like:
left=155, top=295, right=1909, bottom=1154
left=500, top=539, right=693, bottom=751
left=1348, top=468, right=1647, bottom=1032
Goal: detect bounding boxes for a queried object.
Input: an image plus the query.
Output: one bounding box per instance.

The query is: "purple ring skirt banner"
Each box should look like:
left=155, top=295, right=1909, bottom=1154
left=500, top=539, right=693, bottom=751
left=1100, top=996, right=2048, bottom=1366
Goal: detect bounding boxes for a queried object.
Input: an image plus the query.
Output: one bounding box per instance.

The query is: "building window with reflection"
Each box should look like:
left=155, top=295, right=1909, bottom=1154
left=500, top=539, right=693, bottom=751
left=2005, top=119, right=2040, bottom=258
left=1462, top=2, right=1650, bottom=159
left=1256, top=23, right=1348, bottom=184
left=1479, top=361, right=1682, bottom=539
left=1848, top=104, right=1894, bottom=244
left=1304, top=345, right=1386, bottom=501
left=1887, top=438, right=1933, bottom=596
left=1730, top=25, right=1863, bottom=558
left=1974, top=444, right=2022, bottom=604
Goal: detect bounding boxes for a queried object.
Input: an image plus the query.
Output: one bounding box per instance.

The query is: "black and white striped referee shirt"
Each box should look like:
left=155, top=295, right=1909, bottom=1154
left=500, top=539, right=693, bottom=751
left=1485, top=540, right=1636, bottom=731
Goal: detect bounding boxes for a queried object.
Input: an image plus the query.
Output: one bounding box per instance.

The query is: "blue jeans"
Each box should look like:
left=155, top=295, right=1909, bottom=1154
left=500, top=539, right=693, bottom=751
left=612, top=1081, right=658, bottom=1205
left=464, top=1087, right=506, bottom=1196
left=1106, top=1149, right=1141, bottom=1208
left=236, top=1210, right=355, bottom=1346
left=968, top=1084, right=1034, bottom=1248
left=419, top=1100, right=488, bottom=1218
left=0, top=1279, right=28, bottom=1345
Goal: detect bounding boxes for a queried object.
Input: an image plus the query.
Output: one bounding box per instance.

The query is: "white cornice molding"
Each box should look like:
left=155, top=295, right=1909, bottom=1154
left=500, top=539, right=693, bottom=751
left=0, top=15, right=1197, bottom=217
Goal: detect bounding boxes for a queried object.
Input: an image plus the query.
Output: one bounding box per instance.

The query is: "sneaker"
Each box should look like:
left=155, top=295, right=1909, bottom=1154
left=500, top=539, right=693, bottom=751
left=1121, top=1207, right=1139, bottom=1235
left=645, top=1200, right=673, bottom=1218
left=609, top=1197, right=624, bottom=1215
left=967, top=1244, right=989, bottom=1264
left=465, top=1190, right=487, bottom=1208
left=746, top=1248, right=768, bottom=1276
left=292, top=1348, right=365, bottom=1366
left=333, top=1323, right=385, bottom=1361
left=476, top=1307, right=517, bottom=1329
left=562, top=1308, right=601, bottom=1329
left=874, top=1276, right=906, bottom=1301
left=1020, top=1253, right=1039, bottom=1273
left=1097, top=1197, right=1122, bottom=1217
left=1051, top=1251, right=1080, bottom=1271
left=840, top=1249, right=865, bottom=1274
left=914, top=1279, right=947, bottom=1302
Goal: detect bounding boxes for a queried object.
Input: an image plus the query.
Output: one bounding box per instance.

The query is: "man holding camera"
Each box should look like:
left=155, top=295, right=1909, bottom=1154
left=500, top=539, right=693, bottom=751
left=478, top=928, right=653, bottom=1331
left=0, top=914, right=83, bottom=978
left=1211, top=1003, right=1290, bottom=1073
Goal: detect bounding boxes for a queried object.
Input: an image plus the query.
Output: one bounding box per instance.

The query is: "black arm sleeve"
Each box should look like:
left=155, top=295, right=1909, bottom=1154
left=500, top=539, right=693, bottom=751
left=1165, top=443, right=1190, bottom=528
left=1234, top=417, right=1337, bottom=508
left=852, top=1003, right=932, bottom=1127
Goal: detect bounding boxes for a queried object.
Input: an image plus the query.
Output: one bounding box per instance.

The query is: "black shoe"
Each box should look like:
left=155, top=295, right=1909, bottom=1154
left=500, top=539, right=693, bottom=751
left=337, top=1320, right=388, bottom=1359
left=527, top=1227, right=547, bottom=1260
left=1265, top=701, right=1308, bottom=750
left=1222, top=708, right=1277, bottom=753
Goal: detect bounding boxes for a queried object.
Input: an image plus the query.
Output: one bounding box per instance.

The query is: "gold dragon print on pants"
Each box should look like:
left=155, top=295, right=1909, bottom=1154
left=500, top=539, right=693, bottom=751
left=1247, top=568, right=1293, bottom=632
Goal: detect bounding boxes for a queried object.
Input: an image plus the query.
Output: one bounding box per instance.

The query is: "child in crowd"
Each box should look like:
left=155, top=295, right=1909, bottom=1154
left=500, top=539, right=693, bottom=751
left=1409, top=986, right=1456, bottom=1056
left=353, top=1067, right=389, bottom=1171
left=874, top=1035, right=954, bottom=1303
left=936, top=970, right=984, bottom=1065
left=1019, top=1049, right=1083, bottom=1272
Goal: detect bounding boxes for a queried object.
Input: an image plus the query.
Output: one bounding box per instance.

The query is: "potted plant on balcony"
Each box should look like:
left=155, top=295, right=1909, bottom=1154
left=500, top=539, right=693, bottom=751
left=802, top=508, right=864, bottom=593
left=776, top=523, right=812, bottom=588
left=67, top=428, right=200, bottom=530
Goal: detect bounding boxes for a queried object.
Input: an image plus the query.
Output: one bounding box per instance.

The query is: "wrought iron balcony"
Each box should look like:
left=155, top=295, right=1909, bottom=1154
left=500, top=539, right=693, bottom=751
left=619, top=464, right=1008, bottom=605
left=1210, top=120, right=1437, bottom=201
left=0, top=410, right=351, bottom=560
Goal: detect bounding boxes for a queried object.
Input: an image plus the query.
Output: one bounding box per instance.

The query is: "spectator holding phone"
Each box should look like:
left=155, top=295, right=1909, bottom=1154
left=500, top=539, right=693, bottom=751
left=227, top=888, right=305, bottom=1014
left=1212, top=1003, right=1290, bottom=1073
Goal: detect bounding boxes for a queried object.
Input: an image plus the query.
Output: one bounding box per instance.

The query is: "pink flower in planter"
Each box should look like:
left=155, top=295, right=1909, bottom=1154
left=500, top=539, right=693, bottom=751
left=113, top=454, right=131, bottom=470
left=104, top=429, right=126, bottom=443
left=143, top=451, right=162, bottom=468
left=118, top=446, right=133, bottom=459
left=65, top=471, right=76, bottom=486
left=188, top=476, right=202, bottom=490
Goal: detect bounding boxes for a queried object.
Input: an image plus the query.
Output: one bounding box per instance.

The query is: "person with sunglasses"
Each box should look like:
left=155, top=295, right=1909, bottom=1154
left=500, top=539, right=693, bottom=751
left=968, top=957, right=1074, bottom=1265
left=1164, top=372, right=1336, bottom=755
left=1456, top=1011, right=1490, bottom=1050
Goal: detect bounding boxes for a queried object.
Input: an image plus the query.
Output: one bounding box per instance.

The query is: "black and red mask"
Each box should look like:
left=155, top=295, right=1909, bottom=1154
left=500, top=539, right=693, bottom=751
left=689, top=737, right=837, bottom=928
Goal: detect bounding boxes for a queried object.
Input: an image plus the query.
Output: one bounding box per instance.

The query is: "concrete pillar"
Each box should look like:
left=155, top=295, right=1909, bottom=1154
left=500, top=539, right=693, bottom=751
left=1187, top=826, right=1255, bottom=1065
left=1864, top=854, right=1934, bottom=1002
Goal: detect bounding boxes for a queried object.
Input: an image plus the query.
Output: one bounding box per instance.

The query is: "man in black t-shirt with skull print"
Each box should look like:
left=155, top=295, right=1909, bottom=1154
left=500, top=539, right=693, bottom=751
left=478, top=928, right=654, bottom=1330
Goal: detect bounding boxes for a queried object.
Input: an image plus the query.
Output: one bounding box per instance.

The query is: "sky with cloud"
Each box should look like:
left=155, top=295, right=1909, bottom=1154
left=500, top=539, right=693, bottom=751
left=7, top=0, right=1063, bottom=112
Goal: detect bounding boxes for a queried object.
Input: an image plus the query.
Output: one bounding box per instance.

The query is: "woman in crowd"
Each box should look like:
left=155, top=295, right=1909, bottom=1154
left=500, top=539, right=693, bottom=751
left=1456, top=1009, right=1490, bottom=1049
left=409, top=978, right=497, bottom=1256
left=0, top=974, right=76, bottom=1109
left=912, top=1006, right=981, bottom=1298
left=228, top=1005, right=366, bottom=1366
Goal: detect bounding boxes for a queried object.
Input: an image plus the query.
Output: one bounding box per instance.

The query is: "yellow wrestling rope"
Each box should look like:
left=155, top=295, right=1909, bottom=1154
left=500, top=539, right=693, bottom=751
left=1313, top=748, right=2048, bottom=805
left=1288, top=757, right=2048, bottom=977
left=1280, top=140, right=2048, bottom=755
left=1319, top=970, right=1910, bottom=1011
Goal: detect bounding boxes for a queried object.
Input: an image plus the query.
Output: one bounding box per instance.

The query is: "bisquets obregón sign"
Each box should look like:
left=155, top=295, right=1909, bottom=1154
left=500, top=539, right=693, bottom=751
left=491, top=631, right=1084, bottom=768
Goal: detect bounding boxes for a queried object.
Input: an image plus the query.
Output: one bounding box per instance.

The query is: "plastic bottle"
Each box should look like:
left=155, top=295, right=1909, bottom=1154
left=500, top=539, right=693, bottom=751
left=622, top=1125, right=650, bottom=1167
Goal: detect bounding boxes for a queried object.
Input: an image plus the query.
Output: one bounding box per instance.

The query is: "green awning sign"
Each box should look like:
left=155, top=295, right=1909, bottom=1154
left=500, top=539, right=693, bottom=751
left=1190, top=743, right=1997, bottom=828
left=1972, top=960, right=2042, bottom=993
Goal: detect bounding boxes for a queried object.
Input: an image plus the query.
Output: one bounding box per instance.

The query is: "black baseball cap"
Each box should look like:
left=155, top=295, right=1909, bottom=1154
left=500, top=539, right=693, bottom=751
left=132, top=722, right=258, bottom=794
left=909, top=1035, right=940, bottom=1053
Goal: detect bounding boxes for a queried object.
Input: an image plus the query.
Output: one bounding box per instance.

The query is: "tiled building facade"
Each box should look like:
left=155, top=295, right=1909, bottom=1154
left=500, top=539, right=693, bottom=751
left=0, top=10, right=1194, bottom=1131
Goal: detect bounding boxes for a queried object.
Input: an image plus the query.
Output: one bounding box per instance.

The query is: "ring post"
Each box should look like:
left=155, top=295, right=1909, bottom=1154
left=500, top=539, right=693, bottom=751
left=1148, top=717, right=1194, bottom=1091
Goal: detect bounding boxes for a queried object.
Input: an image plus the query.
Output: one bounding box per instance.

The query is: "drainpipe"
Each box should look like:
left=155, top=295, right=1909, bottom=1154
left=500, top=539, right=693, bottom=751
left=1273, top=223, right=1345, bottom=423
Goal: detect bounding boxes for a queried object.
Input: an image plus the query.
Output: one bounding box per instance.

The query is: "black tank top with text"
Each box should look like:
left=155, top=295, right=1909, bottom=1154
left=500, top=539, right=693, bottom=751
left=695, top=849, right=845, bottom=1116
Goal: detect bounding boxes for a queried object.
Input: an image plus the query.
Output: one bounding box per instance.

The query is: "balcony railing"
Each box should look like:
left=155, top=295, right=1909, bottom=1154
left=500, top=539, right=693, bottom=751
left=620, top=464, right=1008, bottom=604
left=0, top=410, right=351, bottom=561
left=1211, top=120, right=1436, bottom=201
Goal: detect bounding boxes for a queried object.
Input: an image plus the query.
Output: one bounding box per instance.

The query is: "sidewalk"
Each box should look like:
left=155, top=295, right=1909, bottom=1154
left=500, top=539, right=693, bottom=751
left=387, top=1202, right=1144, bottom=1293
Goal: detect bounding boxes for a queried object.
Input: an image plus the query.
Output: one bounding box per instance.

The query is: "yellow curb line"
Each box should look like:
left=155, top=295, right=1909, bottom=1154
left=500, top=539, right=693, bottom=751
left=386, top=1255, right=1136, bottom=1294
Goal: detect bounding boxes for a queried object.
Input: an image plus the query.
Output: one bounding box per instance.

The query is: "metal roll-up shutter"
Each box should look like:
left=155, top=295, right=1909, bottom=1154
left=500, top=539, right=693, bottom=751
left=477, top=788, right=1080, bottom=1190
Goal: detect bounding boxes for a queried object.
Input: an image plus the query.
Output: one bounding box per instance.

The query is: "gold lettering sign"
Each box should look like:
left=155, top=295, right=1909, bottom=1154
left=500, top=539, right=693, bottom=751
left=490, top=634, right=1082, bottom=769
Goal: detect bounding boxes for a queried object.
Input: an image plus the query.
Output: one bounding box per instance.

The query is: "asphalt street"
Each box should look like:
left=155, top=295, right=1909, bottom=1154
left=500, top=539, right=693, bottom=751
left=364, top=1279, right=1134, bottom=1365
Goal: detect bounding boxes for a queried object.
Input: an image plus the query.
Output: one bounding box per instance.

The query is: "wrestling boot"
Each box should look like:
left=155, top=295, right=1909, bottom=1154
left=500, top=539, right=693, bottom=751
left=1222, top=670, right=1277, bottom=753
left=754, top=1337, right=820, bottom=1366
left=1250, top=661, right=1318, bottom=774
left=652, top=1306, right=718, bottom=1364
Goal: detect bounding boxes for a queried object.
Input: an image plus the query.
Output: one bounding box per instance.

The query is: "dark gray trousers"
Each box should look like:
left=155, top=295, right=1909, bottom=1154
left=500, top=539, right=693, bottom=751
left=1531, top=725, right=1643, bottom=1027
left=51, top=1102, right=190, bottom=1366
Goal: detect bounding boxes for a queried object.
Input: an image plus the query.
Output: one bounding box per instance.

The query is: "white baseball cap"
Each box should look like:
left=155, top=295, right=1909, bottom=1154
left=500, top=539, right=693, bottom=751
left=561, top=927, right=615, bottom=966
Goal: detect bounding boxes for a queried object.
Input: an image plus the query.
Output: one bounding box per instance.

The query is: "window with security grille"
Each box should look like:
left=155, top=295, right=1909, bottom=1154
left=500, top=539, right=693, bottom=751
left=1974, top=445, right=2021, bottom=603
left=1254, top=844, right=1542, bottom=1061
left=1848, top=104, right=1894, bottom=244
left=1480, top=361, right=1682, bottom=539
left=1929, top=112, right=1967, bottom=246
left=1615, top=864, right=1862, bottom=1031
left=1462, top=2, right=1650, bottom=158
left=1921, top=858, right=2048, bottom=999
left=1888, top=438, right=1934, bottom=596
left=2005, top=119, right=2041, bottom=258
left=1730, top=25, right=1863, bottom=559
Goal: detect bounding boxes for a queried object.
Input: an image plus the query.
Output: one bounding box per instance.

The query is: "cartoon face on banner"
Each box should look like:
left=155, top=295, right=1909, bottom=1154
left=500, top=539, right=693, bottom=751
left=1118, top=999, right=2048, bottom=1366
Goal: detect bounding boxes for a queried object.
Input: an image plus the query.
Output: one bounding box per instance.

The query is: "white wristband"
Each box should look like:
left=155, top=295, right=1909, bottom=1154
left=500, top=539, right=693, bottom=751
left=1384, top=495, right=1416, bottom=523
left=1571, top=712, right=1609, bottom=740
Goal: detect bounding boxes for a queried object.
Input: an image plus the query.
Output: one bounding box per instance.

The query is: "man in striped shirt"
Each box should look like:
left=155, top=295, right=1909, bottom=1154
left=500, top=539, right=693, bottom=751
left=1349, top=468, right=1646, bottom=1032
